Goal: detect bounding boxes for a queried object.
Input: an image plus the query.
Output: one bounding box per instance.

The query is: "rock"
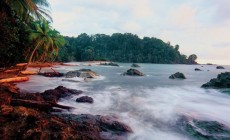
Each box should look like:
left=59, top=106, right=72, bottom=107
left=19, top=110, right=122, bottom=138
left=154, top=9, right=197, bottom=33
left=178, top=117, right=230, bottom=140
left=76, top=96, right=94, bottom=103
left=195, top=68, right=202, bottom=71
left=0, top=84, right=132, bottom=140
left=216, top=66, right=225, bottom=69
left=100, top=62, right=119, bottom=67
left=41, top=86, right=83, bottom=103
left=58, top=114, right=132, bottom=139
left=65, top=69, right=98, bottom=78
left=207, top=63, right=213, bottom=65
left=38, top=72, right=64, bottom=77
left=131, top=63, right=140, bottom=67
left=62, top=79, right=80, bottom=83
left=202, top=72, right=230, bottom=88
left=123, top=68, right=145, bottom=76
left=169, top=72, right=186, bottom=79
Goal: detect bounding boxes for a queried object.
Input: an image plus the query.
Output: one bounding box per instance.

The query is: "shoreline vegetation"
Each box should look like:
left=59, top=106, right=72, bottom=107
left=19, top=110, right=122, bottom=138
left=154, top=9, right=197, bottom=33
left=58, top=33, right=198, bottom=65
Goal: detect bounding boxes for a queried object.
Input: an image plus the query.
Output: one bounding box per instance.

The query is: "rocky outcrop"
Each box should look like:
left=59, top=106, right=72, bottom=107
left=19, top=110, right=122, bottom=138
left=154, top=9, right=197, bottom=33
left=169, top=72, right=186, bottom=79
left=0, top=84, right=132, bottom=140
left=76, top=96, right=94, bottom=103
left=38, top=72, right=64, bottom=77
left=195, top=68, right=202, bottom=71
left=131, top=63, right=140, bottom=67
left=178, top=117, right=230, bottom=140
left=65, top=69, right=98, bottom=78
left=216, top=66, right=225, bottom=69
left=100, top=62, right=119, bottom=67
left=202, top=72, right=230, bottom=88
left=123, top=68, right=145, bottom=76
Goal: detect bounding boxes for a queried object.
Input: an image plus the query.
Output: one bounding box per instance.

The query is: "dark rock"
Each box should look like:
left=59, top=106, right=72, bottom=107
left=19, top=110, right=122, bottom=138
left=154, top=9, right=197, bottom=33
left=195, top=68, right=202, bottom=71
left=38, top=72, right=64, bottom=77
left=123, top=69, right=145, bottom=76
left=65, top=69, right=97, bottom=78
left=131, top=63, right=140, bottom=67
left=41, top=86, right=83, bottom=103
left=100, top=62, right=119, bottom=67
left=59, top=114, right=132, bottom=140
left=169, top=72, right=186, bottom=79
left=216, top=66, right=225, bottom=69
left=62, top=79, right=80, bottom=83
left=76, top=96, right=94, bottom=103
left=0, top=84, right=132, bottom=140
left=207, top=63, right=213, bottom=65
left=178, top=117, right=230, bottom=140
left=202, top=72, right=230, bottom=88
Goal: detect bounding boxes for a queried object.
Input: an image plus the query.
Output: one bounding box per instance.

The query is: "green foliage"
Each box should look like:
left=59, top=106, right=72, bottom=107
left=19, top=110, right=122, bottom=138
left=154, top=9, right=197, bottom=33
left=0, top=15, right=31, bottom=67
left=0, top=0, right=52, bottom=22
left=187, top=54, right=198, bottom=64
left=28, top=19, right=65, bottom=64
left=0, top=0, right=54, bottom=67
left=59, top=33, right=197, bottom=64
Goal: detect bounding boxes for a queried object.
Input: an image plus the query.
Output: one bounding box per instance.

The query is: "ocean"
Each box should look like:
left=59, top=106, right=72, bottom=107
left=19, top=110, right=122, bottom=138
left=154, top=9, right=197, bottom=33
left=17, top=63, right=230, bottom=140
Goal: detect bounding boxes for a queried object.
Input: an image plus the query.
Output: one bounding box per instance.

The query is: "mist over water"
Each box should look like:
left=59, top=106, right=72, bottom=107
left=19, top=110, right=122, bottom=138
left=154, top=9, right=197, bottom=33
left=17, top=63, right=230, bottom=140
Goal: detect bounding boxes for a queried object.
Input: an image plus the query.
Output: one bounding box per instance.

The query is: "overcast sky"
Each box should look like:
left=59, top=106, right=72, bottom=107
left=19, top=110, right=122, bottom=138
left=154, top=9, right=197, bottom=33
left=49, top=0, right=230, bottom=65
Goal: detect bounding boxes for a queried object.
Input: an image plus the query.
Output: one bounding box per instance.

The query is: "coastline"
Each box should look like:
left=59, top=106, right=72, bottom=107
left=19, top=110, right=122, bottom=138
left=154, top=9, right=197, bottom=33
left=0, top=83, right=132, bottom=140
left=0, top=62, right=132, bottom=139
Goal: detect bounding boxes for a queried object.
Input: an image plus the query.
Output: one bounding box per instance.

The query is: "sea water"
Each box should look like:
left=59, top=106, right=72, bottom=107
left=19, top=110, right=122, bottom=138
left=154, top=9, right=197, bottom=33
left=17, top=63, right=230, bottom=140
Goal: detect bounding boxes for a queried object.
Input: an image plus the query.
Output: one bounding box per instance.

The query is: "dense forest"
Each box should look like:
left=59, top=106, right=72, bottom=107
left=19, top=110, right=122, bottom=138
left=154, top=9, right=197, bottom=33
left=58, top=33, right=197, bottom=64
left=0, top=0, right=197, bottom=67
left=0, top=0, right=64, bottom=68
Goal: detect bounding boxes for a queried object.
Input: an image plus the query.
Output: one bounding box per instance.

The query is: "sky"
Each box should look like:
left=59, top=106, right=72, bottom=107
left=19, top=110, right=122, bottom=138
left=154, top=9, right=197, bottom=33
left=49, top=0, right=230, bottom=65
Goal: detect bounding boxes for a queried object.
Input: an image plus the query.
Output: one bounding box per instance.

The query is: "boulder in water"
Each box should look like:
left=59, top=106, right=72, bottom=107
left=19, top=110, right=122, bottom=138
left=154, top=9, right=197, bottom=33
left=202, top=72, right=230, bottom=88
left=100, top=62, right=119, bottom=67
left=123, top=68, right=144, bottom=76
left=38, top=72, right=64, bottom=77
left=131, top=63, right=140, bottom=67
left=195, top=68, right=202, bottom=71
left=178, top=117, right=230, bottom=140
left=216, top=66, right=225, bottom=69
left=169, top=72, right=186, bottom=79
left=76, top=96, right=94, bottom=103
left=65, top=69, right=98, bottom=78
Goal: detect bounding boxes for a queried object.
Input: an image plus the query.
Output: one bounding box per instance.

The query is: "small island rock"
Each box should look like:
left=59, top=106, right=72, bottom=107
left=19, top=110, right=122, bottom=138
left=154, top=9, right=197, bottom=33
left=195, top=68, right=202, bottom=71
left=202, top=72, right=230, bottom=88
left=100, top=62, right=119, bottom=67
left=131, top=63, right=140, bottom=67
left=65, top=69, right=98, bottom=78
left=169, top=72, right=186, bottom=79
left=76, top=96, right=94, bottom=103
left=216, top=66, right=225, bottom=69
left=123, top=69, right=144, bottom=76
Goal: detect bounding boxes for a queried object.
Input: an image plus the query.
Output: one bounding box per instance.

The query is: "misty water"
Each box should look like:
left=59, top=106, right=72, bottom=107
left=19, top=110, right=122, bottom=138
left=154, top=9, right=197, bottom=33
left=17, top=63, right=230, bottom=140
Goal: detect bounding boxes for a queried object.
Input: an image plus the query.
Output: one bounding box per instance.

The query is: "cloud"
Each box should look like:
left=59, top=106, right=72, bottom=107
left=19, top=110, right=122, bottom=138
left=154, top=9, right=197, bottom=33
left=49, top=0, right=230, bottom=65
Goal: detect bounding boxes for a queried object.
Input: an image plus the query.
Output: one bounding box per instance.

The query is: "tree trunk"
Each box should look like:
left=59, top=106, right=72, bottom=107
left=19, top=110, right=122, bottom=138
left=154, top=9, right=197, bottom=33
left=25, top=41, right=42, bottom=70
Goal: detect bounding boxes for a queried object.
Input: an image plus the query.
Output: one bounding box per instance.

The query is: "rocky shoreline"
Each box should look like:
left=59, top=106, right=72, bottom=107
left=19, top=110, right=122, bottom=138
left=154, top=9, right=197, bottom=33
left=0, top=83, right=132, bottom=140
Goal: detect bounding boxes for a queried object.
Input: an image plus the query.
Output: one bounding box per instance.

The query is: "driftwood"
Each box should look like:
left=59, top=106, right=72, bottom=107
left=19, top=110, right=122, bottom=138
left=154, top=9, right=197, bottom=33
left=20, top=70, right=37, bottom=75
left=4, top=69, right=20, bottom=73
left=0, top=77, right=29, bottom=83
left=11, top=99, right=72, bottom=111
left=16, top=63, right=27, bottom=67
left=38, top=68, right=64, bottom=77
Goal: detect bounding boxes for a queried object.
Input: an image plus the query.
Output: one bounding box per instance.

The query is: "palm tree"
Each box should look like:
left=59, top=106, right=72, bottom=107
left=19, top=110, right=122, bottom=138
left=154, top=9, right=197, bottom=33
left=26, top=19, right=65, bottom=69
left=26, top=19, right=53, bottom=69
left=0, top=0, right=52, bottom=22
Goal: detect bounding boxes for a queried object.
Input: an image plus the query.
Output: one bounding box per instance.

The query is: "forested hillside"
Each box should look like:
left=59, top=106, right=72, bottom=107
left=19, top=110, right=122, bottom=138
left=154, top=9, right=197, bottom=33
left=58, top=33, right=197, bottom=64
